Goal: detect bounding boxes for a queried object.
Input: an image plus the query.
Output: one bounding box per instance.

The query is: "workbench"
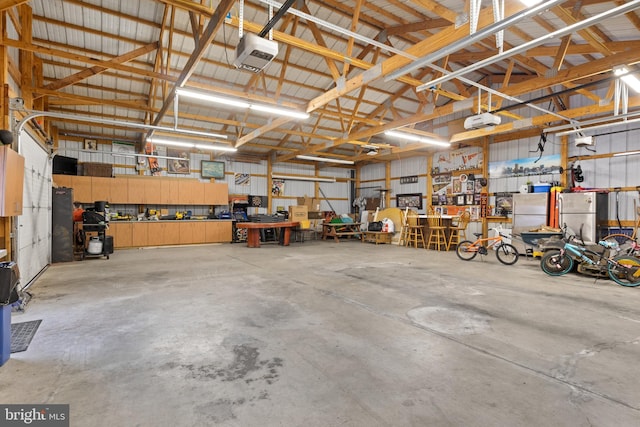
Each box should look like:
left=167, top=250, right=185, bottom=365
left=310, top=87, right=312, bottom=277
left=235, top=221, right=300, bottom=248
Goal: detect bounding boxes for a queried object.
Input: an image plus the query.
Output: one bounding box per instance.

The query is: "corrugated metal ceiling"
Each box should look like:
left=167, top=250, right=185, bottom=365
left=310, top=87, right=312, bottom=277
left=5, top=0, right=640, bottom=163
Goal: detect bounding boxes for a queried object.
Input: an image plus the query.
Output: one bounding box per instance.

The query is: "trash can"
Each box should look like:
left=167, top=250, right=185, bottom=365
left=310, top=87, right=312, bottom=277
left=0, top=305, right=9, bottom=366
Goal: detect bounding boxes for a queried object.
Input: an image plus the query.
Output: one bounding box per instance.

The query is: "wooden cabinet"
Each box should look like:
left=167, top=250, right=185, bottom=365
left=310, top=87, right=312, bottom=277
left=55, top=175, right=228, bottom=206
left=53, top=174, right=73, bottom=189
left=109, top=178, right=128, bottom=203
left=0, top=146, right=25, bottom=216
left=109, top=222, right=132, bottom=248
left=145, top=179, right=162, bottom=204
left=131, top=222, right=148, bottom=247
left=178, top=180, right=194, bottom=204
left=91, top=177, right=112, bottom=202
left=204, top=183, right=228, bottom=205
left=71, top=176, right=92, bottom=203
left=205, top=221, right=232, bottom=243
left=127, top=178, right=146, bottom=204
left=160, top=179, right=180, bottom=204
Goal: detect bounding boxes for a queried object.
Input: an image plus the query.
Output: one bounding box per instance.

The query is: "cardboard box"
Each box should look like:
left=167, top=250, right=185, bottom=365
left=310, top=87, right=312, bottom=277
left=297, top=196, right=321, bottom=211
left=289, top=205, right=308, bottom=221
left=308, top=211, right=324, bottom=220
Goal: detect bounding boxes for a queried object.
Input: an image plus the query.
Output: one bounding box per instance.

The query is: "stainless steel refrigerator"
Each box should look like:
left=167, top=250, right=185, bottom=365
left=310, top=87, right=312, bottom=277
left=558, top=192, right=608, bottom=243
left=512, top=193, right=550, bottom=236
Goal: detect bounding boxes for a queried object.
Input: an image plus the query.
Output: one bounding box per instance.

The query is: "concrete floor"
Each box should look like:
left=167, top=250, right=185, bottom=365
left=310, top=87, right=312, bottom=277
left=1, top=240, right=639, bottom=426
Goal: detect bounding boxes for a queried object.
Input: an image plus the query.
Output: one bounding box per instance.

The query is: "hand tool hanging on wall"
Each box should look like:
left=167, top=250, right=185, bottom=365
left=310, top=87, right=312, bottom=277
left=614, top=187, right=622, bottom=232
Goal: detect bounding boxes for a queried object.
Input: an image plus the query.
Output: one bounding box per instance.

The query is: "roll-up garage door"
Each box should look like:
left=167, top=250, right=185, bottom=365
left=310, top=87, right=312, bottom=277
left=16, top=131, right=51, bottom=288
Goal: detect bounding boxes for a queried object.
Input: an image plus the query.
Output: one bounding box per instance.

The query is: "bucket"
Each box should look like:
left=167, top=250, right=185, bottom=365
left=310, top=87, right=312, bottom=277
left=94, top=201, right=108, bottom=213
left=87, top=237, right=103, bottom=255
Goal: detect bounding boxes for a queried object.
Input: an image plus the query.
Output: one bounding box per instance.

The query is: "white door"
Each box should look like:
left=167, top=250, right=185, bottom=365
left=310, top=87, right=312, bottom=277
left=16, top=131, right=51, bottom=288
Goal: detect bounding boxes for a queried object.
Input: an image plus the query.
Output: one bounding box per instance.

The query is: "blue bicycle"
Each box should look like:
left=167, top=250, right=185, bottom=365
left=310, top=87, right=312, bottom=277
left=540, top=235, right=640, bottom=287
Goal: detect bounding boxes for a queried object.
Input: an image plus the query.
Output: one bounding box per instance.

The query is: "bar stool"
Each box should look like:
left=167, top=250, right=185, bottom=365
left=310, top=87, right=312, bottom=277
left=405, top=211, right=426, bottom=249
left=398, top=208, right=410, bottom=246
left=447, top=210, right=470, bottom=250
left=427, top=212, right=447, bottom=250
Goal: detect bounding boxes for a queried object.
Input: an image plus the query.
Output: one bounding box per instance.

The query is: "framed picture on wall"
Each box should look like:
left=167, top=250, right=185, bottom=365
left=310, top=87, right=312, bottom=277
left=201, top=160, right=225, bottom=179
left=396, top=193, right=423, bottom=210
left=167, top=149, right=190, bottom=174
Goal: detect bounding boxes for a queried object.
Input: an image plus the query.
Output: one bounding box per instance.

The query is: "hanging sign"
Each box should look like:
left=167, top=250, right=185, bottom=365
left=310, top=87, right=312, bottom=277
left=400, top=175, right=419, bottom=184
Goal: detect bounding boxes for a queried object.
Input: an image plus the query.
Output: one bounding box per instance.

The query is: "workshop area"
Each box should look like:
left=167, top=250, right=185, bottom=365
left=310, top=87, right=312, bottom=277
left=2, top=241, right=639, bottom=426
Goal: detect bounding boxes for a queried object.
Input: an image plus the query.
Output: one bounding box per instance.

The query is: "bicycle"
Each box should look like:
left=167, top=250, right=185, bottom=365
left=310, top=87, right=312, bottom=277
left=456, top=228, right=520, bottom=265
left=540, top=235, right=640, bottom=287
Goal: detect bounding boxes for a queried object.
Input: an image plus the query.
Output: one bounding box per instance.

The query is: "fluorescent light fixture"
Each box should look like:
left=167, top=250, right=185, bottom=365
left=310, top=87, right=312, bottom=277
left=147, top=138, right=194, bottom=148
left=176, top=88, right=309, bottom=119
left=296, top=155, right=354, bottom=165
left=176, top=88, right=249, bottom=108
left=147, top=137, right=237, bottom=152
left=271, top=173, right=336, bottom=183
left=112, top=152, right=185, bottom=161
left=520, top=0, right=544, bottom=6
left=195, top=143, right=237, bottom=152
left=385, top=130, right=451, bottom=147
left=250, top=104, right=309, bottom=119
left=614, top=66, right=640, bottom=93
left=555, top=116, right=640, bottom=136
left=544, top=110, right=640, bottom=133
left=613, top=151, right=640, bottom=157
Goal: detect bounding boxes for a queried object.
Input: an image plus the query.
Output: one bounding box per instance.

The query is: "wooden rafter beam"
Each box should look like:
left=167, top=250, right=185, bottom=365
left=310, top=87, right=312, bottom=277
left=0, top=0, right=29, bottom=11
left=149, top=0, right=235, bottom=131
left=43, top=42, right=159, bottom=92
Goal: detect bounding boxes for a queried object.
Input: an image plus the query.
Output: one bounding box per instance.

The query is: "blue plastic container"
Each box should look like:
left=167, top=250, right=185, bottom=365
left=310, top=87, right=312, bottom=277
left=0, top=305, right=10, bottom=366
left=533, top=183, right=551, bottom=193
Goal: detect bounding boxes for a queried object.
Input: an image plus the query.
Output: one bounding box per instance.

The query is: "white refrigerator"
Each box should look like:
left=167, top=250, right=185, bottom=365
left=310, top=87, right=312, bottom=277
left=512, top=193, right=550, bottom=235
left=558, top=192, right=608, bottom=243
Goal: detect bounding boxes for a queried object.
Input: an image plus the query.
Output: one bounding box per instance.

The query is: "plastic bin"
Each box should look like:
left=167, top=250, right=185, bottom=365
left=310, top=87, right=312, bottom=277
left=1, top=305, right=10, bottom=366
left=532, top=183, right=551, bottom=193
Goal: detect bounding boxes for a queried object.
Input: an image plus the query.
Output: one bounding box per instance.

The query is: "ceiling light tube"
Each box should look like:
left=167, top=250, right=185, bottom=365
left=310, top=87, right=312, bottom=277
left=614, top=66, right=640, bottom=93
left=613, top=151, right=640, bottom=157
left=555, top=116, right=640, bottom=136
left=416, top=0, right=640, bottom=92
left=296, top=155, right=354, bottom=165
left=194, top=143, right=237, bottom=152
left=385, top=130, right=451, bottom=147
left=385, top=0, right=564, bottom=82
left=250, top=104, right=309, bottom=119
left=147, top=138, right=194, bottom=148
left=177, top=88, right=309, bottom=119
left=544, top=110, right=640, bottom=133
left=176, top=88, right=250, bottom=108
left=111, top=153, right=186, bottom=161
left=271, top=173, right=336, bottom=183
